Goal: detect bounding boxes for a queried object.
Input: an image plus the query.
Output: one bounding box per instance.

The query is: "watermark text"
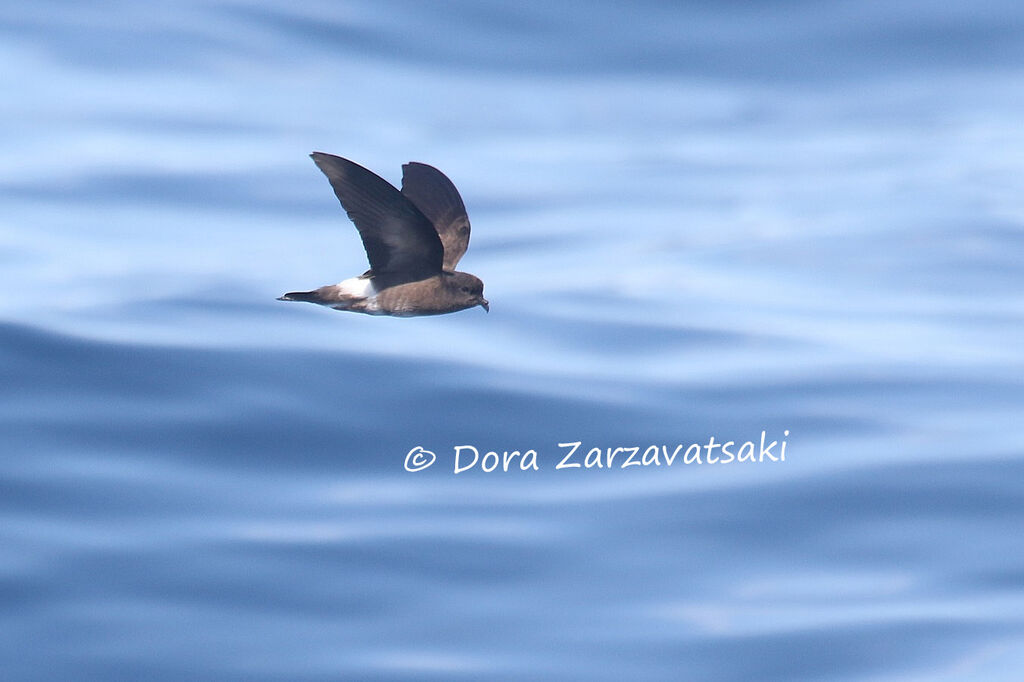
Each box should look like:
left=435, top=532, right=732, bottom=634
left=403, top=430, right=790, bottom=473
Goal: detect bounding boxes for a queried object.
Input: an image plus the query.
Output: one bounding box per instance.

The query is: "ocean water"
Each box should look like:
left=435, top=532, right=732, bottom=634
left=2, top=1, right=1024, bottom=679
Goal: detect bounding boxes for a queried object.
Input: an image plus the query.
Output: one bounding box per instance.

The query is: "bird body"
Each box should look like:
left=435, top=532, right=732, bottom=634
left=279, top=153, right=488, bottom=316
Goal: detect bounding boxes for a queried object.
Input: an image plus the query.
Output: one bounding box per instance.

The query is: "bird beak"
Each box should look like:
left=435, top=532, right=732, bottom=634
left=479, top=298, right=489, bottom=313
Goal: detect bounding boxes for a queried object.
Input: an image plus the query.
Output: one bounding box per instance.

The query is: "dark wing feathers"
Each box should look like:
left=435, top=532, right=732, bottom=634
left=310, top=152, right=443, bottom=281
left=401, top=162, right=471, bottom=271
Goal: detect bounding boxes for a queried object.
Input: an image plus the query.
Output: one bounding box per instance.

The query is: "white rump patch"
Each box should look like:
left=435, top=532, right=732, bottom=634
left=337, top=276, right=377, bottom=299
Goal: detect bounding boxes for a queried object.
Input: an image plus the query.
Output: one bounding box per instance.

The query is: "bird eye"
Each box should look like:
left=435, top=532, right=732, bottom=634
left=460, top=286, right=470, bottom=293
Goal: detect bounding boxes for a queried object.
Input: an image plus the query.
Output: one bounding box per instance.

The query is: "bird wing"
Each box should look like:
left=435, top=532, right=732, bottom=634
left=400, top=162, right=471, bottom=271
left=311, top=153, right=444, bottom=282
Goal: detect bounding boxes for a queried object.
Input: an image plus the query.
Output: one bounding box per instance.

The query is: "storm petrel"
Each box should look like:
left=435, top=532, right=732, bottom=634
left=279, top=153, right=488, bottom=316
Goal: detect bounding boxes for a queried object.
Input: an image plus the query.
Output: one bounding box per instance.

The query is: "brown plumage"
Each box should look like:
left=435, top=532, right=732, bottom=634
left=279, top=153, right=488, bottom=317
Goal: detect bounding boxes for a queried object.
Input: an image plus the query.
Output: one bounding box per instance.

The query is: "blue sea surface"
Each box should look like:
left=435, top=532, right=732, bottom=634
left=2, top=1, right=1024, bottom=679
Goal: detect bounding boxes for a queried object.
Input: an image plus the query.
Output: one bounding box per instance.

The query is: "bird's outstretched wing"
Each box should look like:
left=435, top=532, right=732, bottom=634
left=311, top=152, right=444, bottom=282
left=401, top=162, right=471, bottom=271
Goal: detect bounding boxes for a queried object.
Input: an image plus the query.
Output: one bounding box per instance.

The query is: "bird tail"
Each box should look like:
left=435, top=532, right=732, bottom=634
left=277, top=290, right=323, bottom=303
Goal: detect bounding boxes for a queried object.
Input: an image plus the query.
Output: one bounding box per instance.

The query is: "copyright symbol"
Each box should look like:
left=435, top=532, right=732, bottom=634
left=404, top=446, right=436, bottom=472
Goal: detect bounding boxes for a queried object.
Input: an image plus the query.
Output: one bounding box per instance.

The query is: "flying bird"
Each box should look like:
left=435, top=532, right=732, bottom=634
left=279, top=153, right=488, bottom=316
